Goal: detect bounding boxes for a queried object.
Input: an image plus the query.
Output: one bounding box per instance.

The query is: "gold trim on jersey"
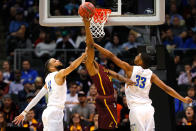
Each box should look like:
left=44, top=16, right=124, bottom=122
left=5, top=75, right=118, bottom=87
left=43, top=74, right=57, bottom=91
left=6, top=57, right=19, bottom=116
left=97, top=72, right=106, bottom=95
left=104, top=99, right=118, bottom=128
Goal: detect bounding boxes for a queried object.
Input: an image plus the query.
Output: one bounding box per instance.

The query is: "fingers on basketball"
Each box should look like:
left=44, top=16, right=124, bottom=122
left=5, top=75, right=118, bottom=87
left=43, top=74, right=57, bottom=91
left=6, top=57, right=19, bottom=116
left=78, top=2, right=96, bottom=19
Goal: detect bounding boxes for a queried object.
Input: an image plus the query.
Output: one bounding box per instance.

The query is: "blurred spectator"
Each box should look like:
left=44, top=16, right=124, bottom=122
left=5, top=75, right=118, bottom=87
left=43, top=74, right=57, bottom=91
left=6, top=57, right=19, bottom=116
left=72, top=91, right=95, bottom=125
left=55, top=30, right=63, bottom=45
left=114, top=88, right=123, bottom=125
left=6, top=25, right=32, bottom=58
left=120, top=96, right=129, bottom=128
left=104, top=34, right=123, bottom=55
left=183, top=32, right=196, bottom=48
left=29, top=13, right=41, bottom=43
left=34, top=30, right=46, bottom=48
left=64, top=0, right=79, bottom=15
left=162, top=28, right=183, bottom=51
left=34, top=77, right=43, bottom=90
left=192, top=58, right=196, bottom=73
left=0, top=71, right=9, bottom=95
left=34, top=32, right=56, bottom=58
left=65, top=82, right=79, bottom=124
left=68, top=113, right=84, bottom=131
left=171, top=16, right=187, bottom=39
left=169, top=3, right=185, bottom=22
left=97, top=52, right=108, bottom=67
left=174, top=55, right=184, bottom=77
left=121, top=33, right=141, bottom=51
left=75, top=27, right=86, bottom=49
left=87, top=84, right=97, bottom=105
left=66, top=82, right=79, bottom=111
left=0, top=112, right=7, bottom=130
left=180, top=106, right=196, bottom=125
left=192, top=76, right=196, bottom=87
left=76, top=66, right=92, bottom=94
left=0, top=95, right=18, bottom=125
left=183, top=87, right=196, bottom=109
left=18, top=81, right=35, bottom=102
left=23, top=109, right=39, bottom=131
left=8, top=70, right=24, bottom=95
left=56, top=30, right=77, bottom=64
left=178, top=64, right=196, bottom=85
left=88, top=114, right=98, bottom=131
left=9, top=8, right=28, bottom=33
left=21, top=60, right=38, bottom=84
left=2, top=60, right=13, bottom=84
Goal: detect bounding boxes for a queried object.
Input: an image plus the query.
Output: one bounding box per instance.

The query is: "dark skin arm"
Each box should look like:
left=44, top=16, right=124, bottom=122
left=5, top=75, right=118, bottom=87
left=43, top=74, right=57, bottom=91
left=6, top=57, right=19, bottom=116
left=107, top=69, right=135, bottom=86
left=93, top=43, right=133, bottom=77
left=83, top=18, right=98, bottom=76
left=151, top=73, right=192, bottom=104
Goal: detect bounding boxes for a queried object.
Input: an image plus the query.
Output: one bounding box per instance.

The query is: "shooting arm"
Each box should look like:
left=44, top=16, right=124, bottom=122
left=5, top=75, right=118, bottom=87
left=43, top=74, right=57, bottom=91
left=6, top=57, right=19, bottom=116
left=21, top=85, right=47, bottom=116
left=151, top=73, right=187, bottom=103
left=83, top=19, right=97, bottom=76
left=94, top=43, right=132, bottom=72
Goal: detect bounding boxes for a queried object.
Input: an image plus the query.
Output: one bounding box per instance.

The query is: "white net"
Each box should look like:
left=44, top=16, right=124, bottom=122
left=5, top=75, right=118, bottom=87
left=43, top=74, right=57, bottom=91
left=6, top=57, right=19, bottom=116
left=90, top=9, right=111, bottom=38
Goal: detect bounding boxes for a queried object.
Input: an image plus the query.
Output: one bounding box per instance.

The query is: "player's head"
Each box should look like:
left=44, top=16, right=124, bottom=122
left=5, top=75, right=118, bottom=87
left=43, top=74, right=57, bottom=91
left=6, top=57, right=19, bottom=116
left=134, top=53, right=151, bottom=69
left=45, top=58, right=63, bottom=74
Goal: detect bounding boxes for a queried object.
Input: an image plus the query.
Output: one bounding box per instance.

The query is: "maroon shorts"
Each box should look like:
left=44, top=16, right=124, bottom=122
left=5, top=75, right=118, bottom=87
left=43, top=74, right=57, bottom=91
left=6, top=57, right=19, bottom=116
left=96, top=95, right=118, bottom=129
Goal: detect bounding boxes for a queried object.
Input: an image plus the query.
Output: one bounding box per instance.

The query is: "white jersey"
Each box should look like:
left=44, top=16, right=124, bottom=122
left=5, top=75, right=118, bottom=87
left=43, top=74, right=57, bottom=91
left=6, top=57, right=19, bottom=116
left=125, top=66, right=153, bottom=108
left=45, top=71, right=67, bottom=109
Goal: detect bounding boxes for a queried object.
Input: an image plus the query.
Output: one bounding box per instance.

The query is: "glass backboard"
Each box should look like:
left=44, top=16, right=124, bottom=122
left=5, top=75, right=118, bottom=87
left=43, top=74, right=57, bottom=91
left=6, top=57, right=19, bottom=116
left=39, top=0, right=165, bottom=26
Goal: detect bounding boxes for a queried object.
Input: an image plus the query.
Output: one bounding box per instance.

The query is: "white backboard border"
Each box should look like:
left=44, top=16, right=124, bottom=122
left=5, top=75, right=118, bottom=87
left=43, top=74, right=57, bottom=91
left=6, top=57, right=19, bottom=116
left=39, top=0, right=165, bottom=26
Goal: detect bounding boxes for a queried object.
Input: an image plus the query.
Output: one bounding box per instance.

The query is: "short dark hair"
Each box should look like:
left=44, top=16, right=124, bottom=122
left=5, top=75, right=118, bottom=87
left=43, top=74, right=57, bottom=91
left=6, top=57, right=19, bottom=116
left=140, top=53, right=152, bottom=69
left=68, top=81, right=77, bottom=88
left=45, top=59, right=51, bottom=75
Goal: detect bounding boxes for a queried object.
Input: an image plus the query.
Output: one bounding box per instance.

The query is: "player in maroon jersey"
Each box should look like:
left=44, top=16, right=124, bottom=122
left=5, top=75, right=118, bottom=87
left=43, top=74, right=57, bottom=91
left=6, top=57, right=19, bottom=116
left=82, top=18, right=135, bottom=131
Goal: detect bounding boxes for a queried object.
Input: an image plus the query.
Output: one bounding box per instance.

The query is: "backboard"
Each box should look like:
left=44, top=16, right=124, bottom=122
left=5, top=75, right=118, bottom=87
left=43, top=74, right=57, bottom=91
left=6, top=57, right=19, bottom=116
left=39, top=0, right=165, bottom=26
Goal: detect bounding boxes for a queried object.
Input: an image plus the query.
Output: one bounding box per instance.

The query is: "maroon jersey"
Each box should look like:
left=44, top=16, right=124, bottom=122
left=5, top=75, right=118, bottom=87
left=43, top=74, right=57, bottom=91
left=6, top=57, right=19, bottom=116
left=90, top=64, right=117, bottom=129
left=90, top=64, right=114, bottom=96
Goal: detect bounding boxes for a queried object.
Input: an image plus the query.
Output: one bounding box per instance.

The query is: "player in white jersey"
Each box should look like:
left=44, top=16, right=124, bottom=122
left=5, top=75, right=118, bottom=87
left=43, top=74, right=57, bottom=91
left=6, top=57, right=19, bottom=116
left=93, top=43, right=192, bottom=131
left=13, top=51, right=87, bottom=131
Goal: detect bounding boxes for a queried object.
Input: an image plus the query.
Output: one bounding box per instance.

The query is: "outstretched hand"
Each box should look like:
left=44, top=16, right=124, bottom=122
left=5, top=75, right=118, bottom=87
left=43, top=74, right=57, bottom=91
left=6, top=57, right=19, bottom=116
left=13, top=114, right=25, bottom=126
left=183, top=96, right=192, bottom=104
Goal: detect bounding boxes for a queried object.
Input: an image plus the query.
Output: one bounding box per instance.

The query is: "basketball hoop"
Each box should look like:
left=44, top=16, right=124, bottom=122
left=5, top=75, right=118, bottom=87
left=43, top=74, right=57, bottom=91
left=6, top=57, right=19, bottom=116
left=90, top=8, right=111, bottom=38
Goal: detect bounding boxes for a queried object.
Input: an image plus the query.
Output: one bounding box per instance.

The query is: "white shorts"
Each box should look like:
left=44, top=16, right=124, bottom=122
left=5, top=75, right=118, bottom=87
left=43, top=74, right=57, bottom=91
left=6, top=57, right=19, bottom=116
left=42, top=106, right=64, bottom=131
left=129, top=104, right=155, bottom=131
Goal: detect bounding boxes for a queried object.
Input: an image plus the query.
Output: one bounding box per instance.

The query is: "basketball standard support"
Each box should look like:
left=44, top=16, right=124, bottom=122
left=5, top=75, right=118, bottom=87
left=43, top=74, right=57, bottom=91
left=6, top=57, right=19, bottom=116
left=39, top=0, right=165, bottom=26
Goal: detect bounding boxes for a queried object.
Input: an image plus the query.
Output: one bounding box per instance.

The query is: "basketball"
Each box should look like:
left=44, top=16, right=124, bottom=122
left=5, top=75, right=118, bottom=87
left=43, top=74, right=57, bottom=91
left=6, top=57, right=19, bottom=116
left=78, top=2, right=96, bottom=18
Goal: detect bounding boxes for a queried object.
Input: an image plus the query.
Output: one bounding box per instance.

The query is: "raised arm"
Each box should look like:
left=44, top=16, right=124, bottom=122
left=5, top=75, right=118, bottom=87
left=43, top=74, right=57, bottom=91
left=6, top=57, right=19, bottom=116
left=13, top=84, right=48, bottom=125
left=151, top=73, right=192, bottom=103
left=107, top=69, right=135, bottom=86
left=94, top=43, right=132, bottom=73
left=57, top=52, right=87, bottom=78
left=83, top=18, right=97, bottom=76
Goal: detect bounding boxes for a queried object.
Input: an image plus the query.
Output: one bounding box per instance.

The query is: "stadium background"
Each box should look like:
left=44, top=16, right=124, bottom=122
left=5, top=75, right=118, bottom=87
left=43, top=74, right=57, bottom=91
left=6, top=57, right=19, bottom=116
left=0, top=0, right=195, bottom=131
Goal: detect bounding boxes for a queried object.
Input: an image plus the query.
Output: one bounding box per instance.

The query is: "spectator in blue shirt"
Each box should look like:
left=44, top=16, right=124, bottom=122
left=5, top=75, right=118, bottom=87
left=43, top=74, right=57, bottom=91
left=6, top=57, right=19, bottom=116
left=183, top=32, right=196, bottom=48
left=162, top=29, right=184, bottom=49
left=104, top=34, right=123, bottom=55
left=21, top=60, right=38, bottom=84
left=9, top=8, right=28, bottom=33
left=121, top=33, right=141, bottom=51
